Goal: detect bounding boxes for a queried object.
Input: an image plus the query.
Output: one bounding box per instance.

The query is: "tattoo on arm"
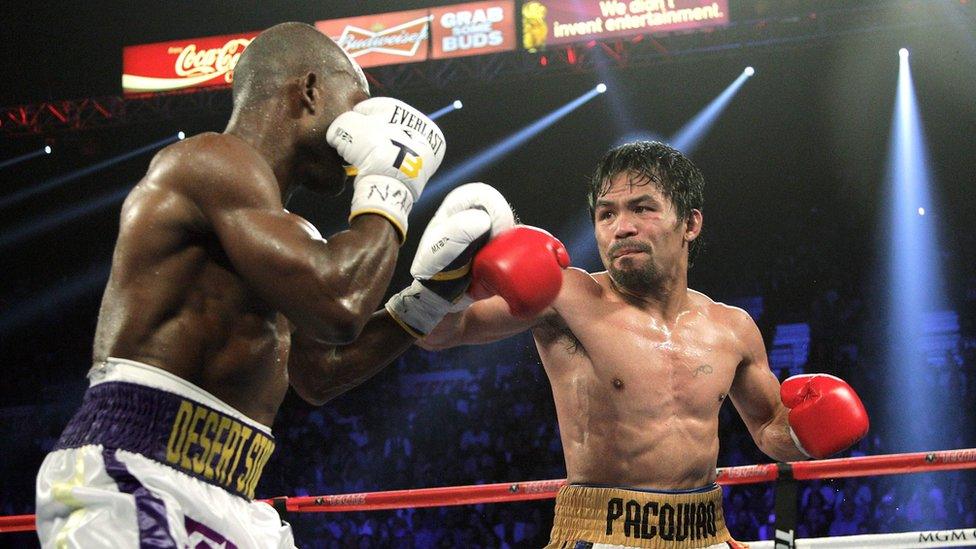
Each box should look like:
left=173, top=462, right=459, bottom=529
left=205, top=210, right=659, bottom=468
left=692, top=364, right=714, bottom=377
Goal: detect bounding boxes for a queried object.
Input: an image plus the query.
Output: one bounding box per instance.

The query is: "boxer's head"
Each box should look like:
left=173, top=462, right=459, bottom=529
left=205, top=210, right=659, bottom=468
left=588, top=141, right=704, bottom=293
left=231, top=22, right=369, bottom=195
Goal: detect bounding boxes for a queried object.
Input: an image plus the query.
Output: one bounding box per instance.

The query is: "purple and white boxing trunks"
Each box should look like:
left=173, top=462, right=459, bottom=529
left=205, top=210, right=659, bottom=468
left=35, top=358, right=295, bottom=548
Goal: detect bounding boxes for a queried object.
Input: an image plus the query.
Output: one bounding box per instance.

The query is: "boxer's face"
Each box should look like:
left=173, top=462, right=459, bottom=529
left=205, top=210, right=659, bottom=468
left=593, top=172, right=692, bottom=292
left=295, top=65, right=369, bottom=195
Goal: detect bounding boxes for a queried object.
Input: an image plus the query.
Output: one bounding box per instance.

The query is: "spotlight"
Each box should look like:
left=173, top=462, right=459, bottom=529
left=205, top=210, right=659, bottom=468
left=453, top=100, right=463, bottom=110
left=744, top=66, right=755, bottom=76
left=918, top=207, right=925, bottom=216
left=899, top=48, right=909, bottom=58
left=421, top=86, right=605, bottom=202
left=177, top=131, right=186, bottom=140
left=671, top=69, right=754, bottom=154
left=44, top=145, right=52, bottom=155
left=595, top=83, right=607, bottom=94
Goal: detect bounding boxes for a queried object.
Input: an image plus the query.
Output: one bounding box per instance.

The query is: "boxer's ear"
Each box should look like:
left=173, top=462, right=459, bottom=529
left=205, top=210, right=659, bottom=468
left=684, top=209, right=703, bottom=242
left=299, top=72, right=319, bottom=114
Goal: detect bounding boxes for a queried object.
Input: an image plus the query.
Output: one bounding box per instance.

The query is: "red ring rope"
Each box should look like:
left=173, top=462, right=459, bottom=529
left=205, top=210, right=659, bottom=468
left=2, top=447, right=974, bottom=533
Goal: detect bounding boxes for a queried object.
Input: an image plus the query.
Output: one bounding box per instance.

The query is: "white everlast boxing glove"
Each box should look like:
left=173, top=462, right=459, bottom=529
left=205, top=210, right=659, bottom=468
left=326, top=97, right=446, bottom=243
left=386, top=183, right=515, bottom=337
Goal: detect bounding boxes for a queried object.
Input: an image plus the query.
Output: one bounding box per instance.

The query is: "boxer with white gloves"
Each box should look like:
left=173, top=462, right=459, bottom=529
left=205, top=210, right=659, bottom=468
left=36, top=23, right=445, bottom=549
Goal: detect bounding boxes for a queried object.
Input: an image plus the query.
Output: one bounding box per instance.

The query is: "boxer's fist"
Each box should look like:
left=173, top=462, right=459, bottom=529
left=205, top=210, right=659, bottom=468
left=422, top=182, right=515, bottom=242
left=386, top=184, right=515, bottom=337
left=327, top=97, right=445, bottom=242
left=469, top=226, right=571, bottom=318
left=781, top=374, right=869, bottom=459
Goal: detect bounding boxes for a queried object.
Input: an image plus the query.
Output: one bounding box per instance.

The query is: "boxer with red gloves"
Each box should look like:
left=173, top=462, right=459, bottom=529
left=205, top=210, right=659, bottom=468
left=781, top=374, right=869, bottom=459
left=421, top=141, right=870, bottom=549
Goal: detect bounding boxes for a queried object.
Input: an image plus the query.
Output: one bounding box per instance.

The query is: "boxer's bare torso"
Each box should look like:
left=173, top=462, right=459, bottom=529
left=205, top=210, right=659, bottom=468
left=92, top=125, right=395, bottom=426
left=533, top=270, right=759, bottom=489
left=93, top=135, right=296, bottom=426
left=425, top=269, right=790, bottom=490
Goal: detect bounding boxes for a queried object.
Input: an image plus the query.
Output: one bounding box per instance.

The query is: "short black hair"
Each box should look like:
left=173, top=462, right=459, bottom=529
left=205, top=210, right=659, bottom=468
left=588, top=140, right=705, bottom=266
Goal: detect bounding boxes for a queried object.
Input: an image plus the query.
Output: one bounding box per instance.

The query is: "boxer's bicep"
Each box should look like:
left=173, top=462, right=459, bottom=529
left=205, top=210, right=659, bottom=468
left=194, top=171, right=394, bottom=343
left=729, top=313, right=790, bottom=452
left=211, top=205, right=350, bottom=331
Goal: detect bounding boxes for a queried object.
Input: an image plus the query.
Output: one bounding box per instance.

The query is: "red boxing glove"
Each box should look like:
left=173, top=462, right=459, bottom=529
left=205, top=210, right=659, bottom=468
left=781, top=374, right=869, bottom=459
left=469, top=226, right=571, bottom=318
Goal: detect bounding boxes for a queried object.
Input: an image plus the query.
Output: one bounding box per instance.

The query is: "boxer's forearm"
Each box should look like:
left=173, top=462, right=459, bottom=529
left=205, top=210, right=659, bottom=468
left=417, top=311, right=465, bottom=350
left=758, top=407, right=809, bottom=462
left=288, top=310, right=415, bottom=406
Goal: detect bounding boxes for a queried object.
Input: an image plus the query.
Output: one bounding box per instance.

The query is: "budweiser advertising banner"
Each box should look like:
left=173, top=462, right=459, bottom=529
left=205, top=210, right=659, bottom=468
left=122, top=32, right=258, bottom=95
left=316, top=1, right=516, bottom=67
left=430, top=1, right=516, bottom=60
left=316, top=9, right=433, bottom=69
left=521, top=0, right=729, bottom=51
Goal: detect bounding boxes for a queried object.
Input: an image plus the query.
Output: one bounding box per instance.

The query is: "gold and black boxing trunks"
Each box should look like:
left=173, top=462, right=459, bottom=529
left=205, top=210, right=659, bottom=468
left=547, top=483, right=736, bottom=549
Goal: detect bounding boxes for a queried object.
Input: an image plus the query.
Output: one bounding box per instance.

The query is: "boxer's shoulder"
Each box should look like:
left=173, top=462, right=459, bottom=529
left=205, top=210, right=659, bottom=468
left=144, top=132, right=280, bottom=208
left=547, top=267, right=605, bottom=312
left=690, top=291, right=761, bottom=350
left=688, top=289, right=747, bottom=319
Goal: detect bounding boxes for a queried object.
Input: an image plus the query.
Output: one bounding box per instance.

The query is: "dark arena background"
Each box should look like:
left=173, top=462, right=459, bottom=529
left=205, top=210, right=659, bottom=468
left=2, top=1, right=976, bottom=547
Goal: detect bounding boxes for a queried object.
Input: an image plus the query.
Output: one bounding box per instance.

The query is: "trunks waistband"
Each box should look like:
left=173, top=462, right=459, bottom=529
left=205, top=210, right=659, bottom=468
left=548, top=484, right=730, bottom=549
left=55, top=358, right=275, bottom=500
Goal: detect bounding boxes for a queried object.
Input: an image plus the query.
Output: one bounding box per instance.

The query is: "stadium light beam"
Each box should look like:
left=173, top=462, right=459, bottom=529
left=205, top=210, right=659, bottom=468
left=883, top=43, right=949, bottom=452
left=0, top=185, right=131, bottom=250
left=670, top=67, right=754, bottom=155
left=0, top=145, right=53, bottom=170
left=428, top=100, right=463, bottom=121
left=0, top=134, right=178, bottom=211
left=0, top=262, right=111, bottom=335
left=421, top=86, right=606, bottom=203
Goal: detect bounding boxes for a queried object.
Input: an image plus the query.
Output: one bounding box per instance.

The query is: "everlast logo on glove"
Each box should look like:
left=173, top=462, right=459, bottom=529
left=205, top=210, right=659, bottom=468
left=388, top=105, right=445, bottom=157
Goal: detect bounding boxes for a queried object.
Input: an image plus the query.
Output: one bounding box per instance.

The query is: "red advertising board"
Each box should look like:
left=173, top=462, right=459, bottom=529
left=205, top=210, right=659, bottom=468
left=316, top=9, right=432, bottom=68
left=521, top=0, right=730, bottom=51
left=430, top=1, right=516, bottom=60
left=122, top=32, right=258, bottom=95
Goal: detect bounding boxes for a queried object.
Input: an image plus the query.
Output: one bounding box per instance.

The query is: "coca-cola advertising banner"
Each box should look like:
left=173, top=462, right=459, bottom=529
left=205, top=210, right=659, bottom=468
left=316, top=9, right=433, bottom=68
left=430, top=1, right=516, bottom=60
left=521, top=0, right=729, bottom=51
left=122, top=32, right=257, bottom=95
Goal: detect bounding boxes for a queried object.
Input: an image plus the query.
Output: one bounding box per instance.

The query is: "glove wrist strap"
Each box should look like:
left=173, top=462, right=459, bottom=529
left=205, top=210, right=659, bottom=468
left=349, top=175, right=415, bottom=244
left=385, top=280, right=453, bottom=338
left=788, top=426, right=813, bottom=459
